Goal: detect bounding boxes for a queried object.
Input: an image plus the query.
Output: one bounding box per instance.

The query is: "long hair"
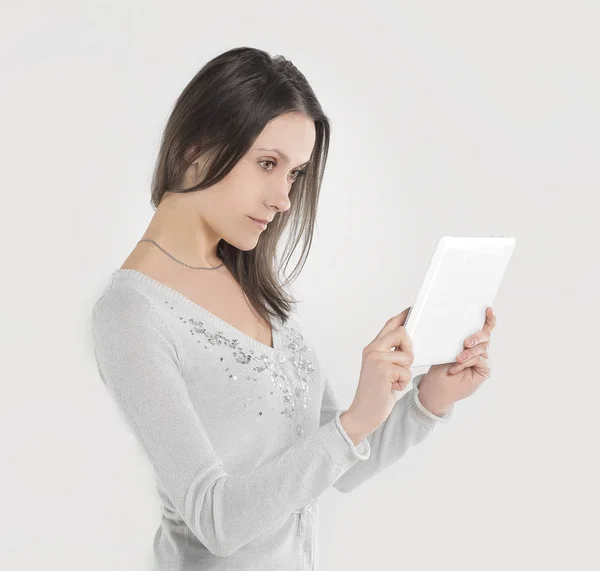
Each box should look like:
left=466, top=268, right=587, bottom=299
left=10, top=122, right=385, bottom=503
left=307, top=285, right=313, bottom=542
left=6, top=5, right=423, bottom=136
left=150, top=46, right=330, bottom=327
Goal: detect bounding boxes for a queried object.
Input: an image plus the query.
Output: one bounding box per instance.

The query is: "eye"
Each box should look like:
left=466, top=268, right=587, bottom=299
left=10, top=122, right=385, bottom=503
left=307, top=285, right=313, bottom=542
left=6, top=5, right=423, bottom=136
left=259, top=159, right=307, bottom=181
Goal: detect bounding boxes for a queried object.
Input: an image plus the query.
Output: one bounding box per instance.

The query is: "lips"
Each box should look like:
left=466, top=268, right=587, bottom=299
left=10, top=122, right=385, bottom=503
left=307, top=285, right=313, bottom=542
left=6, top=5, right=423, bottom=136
left=250, top=217, right=269, bottom=224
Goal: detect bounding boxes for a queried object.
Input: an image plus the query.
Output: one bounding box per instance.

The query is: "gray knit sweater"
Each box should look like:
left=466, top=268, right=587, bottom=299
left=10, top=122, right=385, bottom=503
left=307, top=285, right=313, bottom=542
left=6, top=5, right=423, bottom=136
left=90, top=269, right=453, bottom=571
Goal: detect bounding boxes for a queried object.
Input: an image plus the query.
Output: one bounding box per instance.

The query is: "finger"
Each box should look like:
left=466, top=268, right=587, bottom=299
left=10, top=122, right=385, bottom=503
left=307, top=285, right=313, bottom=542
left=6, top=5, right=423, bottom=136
left=369, top=307, right=413, bottom=353
left=448, top=355, right=492, bottom=378
left=484, top=306, right=496, bottom=332
left=379, top=348, right=414, bottom=367
left=378, top=307, right=411, bottom=338
left=477, top=355, right=492, bottom=377
left=450, top=354, right=490, bottom=375
left=465, top=308, right=496, bottom=348
left=456, top=341, right=489, bottom=364
left=464, top=328, right=491, bottom=349
left=386, top=325, right=414, bottom=356
left=397, top=306, right=412, bottom=327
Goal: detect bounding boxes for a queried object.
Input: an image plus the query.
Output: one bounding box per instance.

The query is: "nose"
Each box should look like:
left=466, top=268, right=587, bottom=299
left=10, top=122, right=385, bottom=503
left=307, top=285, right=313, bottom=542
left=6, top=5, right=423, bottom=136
left=269, top=188, right=292, bottom=214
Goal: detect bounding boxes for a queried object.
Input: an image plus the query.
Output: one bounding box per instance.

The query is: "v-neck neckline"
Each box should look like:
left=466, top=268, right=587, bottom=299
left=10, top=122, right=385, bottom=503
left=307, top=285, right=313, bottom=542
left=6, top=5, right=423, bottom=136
left=112, top=268, right=281, bottom=355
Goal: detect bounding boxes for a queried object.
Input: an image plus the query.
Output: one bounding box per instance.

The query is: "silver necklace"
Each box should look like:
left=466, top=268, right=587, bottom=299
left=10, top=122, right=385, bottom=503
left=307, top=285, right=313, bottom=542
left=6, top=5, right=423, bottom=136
left=137, top=239, right=225, bottom=270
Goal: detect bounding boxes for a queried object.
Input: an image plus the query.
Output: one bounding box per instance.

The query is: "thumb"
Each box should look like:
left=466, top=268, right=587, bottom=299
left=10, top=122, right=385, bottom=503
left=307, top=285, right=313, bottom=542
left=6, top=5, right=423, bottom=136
left=397, top=306, right=412, bottom=326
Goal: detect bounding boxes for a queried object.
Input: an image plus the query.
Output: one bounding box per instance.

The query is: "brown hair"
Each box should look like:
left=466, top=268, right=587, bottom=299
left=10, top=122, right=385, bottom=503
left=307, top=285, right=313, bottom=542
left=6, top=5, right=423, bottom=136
left=149, top=46, right=331, bottom=327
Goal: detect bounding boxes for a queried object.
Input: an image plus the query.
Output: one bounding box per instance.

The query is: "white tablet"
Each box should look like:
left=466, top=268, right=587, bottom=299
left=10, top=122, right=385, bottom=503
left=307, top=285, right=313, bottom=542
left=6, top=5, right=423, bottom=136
left=403, top=236, right=516, bottom=369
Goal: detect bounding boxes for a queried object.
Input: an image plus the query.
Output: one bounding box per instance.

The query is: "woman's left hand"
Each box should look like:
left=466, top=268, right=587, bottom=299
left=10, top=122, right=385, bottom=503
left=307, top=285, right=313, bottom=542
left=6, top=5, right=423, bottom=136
left=417, top=307, right=497, bottom=414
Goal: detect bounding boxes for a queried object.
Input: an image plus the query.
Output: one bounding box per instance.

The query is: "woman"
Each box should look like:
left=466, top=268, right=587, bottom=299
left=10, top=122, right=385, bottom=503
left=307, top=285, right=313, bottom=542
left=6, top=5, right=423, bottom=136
left=91, top=46, right=494, bottom=571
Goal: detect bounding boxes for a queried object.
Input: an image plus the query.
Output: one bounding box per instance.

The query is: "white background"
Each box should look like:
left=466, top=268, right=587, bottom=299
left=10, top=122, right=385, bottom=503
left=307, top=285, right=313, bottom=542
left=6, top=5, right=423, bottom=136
left=2, top=1, right=599, bottom=569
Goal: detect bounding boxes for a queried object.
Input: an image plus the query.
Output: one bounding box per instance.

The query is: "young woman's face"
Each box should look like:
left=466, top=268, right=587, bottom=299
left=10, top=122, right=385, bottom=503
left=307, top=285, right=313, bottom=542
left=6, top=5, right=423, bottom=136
left=194, top=112, right=316, bottom=251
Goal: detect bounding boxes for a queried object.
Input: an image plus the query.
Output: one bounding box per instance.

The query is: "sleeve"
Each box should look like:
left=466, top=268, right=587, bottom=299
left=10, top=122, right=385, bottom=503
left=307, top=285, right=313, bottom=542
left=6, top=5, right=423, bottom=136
left=320, top=366, right=454, bottom=494
left=90, top=287, right=370, bottom=558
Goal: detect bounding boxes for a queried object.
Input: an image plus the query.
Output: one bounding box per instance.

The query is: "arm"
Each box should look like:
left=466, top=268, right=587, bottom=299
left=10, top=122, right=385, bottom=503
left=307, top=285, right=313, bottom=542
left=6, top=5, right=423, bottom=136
left=91, top=287, right=370, bottom=558
left=320, top=367, right=454, bottom=494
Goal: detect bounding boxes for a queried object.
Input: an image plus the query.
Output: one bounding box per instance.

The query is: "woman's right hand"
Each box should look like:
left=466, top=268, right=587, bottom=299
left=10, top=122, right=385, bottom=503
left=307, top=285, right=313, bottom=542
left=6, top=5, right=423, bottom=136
left=342, top=307, right=415, bottom=441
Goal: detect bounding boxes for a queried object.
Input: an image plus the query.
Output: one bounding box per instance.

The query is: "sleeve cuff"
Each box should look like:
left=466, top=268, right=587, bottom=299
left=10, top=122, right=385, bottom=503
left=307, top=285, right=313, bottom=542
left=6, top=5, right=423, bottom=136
left=333, top=410, right=371, bottom=460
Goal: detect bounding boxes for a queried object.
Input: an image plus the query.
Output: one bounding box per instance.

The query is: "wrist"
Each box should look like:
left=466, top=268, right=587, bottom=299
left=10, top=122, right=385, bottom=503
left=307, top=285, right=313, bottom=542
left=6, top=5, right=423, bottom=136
left=417, top=395, right=451, bottom=416
left=416, top=377, right=452, bottom=416
left=339, top=411, right=369, bottom=446
left=417, top=391, right=452, bottom=417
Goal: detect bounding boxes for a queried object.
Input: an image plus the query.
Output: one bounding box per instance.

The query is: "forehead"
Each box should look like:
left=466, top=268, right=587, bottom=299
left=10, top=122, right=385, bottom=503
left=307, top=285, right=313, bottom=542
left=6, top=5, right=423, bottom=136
left=253, top=113, right=316, bottom=164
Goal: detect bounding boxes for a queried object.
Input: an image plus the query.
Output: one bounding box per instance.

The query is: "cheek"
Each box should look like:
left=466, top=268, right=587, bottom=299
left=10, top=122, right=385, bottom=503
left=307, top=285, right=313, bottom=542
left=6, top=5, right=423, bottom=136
left=227, top=183, right=259, bottom=209
left=218, top=183, right=248, bottom=209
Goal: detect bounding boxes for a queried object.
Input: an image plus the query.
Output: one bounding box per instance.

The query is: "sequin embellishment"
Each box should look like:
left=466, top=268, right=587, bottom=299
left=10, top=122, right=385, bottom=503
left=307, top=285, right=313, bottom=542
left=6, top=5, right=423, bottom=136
left=280, top=322, right=315, bottom=439
left=163, top=302, right=316, bottom=435
left=282, top=328, right=314, bottom=405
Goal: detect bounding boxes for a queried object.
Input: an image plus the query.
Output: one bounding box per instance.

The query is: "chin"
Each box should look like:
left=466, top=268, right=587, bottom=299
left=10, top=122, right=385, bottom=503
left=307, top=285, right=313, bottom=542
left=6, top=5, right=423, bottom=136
left=226, top=236, right=259, bottom=252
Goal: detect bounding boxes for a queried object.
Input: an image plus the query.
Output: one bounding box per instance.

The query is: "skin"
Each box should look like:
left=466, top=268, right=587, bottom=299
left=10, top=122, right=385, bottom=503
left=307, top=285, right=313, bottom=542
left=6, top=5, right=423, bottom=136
left=137, top=111, right=316, bottom=269
left=137, top=109, right=495, bottom=422
left=342, top=306, right=496, bottom=442
left=418, top=306, right=497, bottom=416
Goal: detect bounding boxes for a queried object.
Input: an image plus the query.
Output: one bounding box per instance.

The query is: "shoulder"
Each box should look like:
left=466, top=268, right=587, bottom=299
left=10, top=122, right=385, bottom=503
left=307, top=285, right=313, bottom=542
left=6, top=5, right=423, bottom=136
left=92, top=283, right=165, bottom=338
left=91, top=283, right=183, bottom=364
left=93, top=282, right=153, bottom=314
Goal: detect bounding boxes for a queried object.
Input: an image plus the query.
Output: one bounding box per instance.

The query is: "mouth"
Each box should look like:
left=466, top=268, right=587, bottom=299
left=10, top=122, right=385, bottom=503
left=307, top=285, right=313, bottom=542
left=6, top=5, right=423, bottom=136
left=249, top=216, right=268, bottom=230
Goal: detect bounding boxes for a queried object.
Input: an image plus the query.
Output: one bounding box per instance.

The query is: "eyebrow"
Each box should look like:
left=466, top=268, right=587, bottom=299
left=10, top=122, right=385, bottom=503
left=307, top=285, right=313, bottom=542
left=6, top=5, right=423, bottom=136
left=254, top=147, right=310, bottom=168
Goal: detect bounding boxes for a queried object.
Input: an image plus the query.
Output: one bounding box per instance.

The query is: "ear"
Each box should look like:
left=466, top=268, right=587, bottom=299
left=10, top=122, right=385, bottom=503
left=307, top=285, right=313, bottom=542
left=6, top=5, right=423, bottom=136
left=189, top=152, right=213, bottom=185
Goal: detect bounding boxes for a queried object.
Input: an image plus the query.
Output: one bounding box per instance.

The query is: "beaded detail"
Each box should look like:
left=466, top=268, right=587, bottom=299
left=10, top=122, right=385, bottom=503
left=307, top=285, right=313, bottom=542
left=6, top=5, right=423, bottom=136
left=281, top=324, right=315, bottom=437
left=284, top=326, right=315, bottom=409
left=162, top=301, right=316, bottom=435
